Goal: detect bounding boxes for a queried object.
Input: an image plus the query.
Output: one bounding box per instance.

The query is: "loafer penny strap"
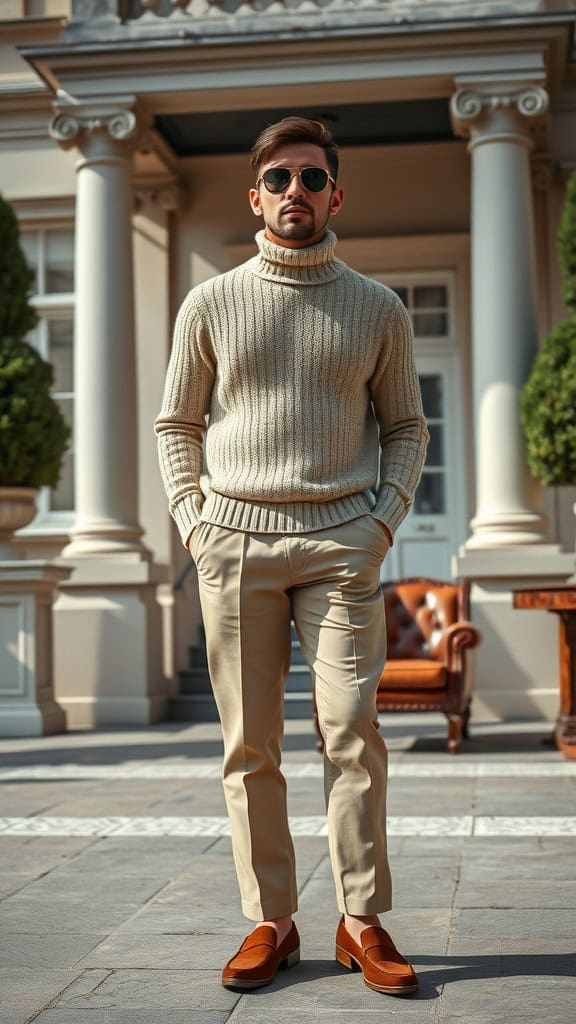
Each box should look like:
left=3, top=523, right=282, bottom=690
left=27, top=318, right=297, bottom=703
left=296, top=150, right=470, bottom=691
left=361, top=926, right=400, bottom=957
left=241, top=926, right=279, bottom=954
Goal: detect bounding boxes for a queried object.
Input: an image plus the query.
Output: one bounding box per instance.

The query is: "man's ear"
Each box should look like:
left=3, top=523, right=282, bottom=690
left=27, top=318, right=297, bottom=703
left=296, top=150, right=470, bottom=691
left=330, top=187, right=345, bottom=216
left=249, top=188, right=263, bottom=217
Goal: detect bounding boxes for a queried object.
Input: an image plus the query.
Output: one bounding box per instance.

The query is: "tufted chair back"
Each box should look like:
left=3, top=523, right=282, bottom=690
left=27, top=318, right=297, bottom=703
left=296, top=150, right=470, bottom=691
left=383, top=579, right=466, bottom=663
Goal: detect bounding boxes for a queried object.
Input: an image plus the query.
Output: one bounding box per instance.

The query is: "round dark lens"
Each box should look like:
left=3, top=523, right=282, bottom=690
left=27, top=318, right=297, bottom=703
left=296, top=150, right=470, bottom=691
left=262, top=168, right=291, bottom=193
left=301, top=168, right=329, bottom=192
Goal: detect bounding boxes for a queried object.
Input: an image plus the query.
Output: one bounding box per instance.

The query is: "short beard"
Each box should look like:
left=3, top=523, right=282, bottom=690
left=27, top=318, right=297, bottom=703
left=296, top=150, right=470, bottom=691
left=270, top=219, right=319, bottom=242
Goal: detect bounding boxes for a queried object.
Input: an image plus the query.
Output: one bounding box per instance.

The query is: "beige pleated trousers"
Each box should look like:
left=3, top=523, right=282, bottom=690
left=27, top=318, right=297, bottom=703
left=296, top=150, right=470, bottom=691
left=190, top=513, right=392, bottom=922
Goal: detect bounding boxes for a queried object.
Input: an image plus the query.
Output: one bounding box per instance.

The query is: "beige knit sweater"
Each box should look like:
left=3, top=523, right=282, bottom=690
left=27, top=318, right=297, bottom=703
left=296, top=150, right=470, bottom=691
left=155, top=230, right=429, bottom=547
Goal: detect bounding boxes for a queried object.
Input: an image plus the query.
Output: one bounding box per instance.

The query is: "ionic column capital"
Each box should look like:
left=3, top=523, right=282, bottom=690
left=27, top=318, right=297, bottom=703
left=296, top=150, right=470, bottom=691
left=49, top=100, right=147, bottom=164
left=450, top=83, right=549, bottom=151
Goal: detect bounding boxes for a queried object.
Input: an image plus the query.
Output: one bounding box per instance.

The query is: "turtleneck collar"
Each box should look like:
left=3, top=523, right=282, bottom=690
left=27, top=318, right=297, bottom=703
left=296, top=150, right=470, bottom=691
left=248, top=229, right=345, bottom=286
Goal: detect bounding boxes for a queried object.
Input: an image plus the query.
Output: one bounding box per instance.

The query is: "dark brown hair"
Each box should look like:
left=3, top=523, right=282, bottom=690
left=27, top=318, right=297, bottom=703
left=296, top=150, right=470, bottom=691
left=250, top=116, right=339, bottom=182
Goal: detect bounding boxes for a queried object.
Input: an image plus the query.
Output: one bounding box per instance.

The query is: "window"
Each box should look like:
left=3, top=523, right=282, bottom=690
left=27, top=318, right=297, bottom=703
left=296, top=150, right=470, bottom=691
left=390, top=282, right=450, bottom=340
left=377, top=273, right=456, bottom=520
left=20, top=228, right=75, bottom=525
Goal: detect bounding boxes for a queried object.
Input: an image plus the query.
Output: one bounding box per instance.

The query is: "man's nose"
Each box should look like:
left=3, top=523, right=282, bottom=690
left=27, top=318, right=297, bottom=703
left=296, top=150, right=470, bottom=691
left=285, top=171, right=305, bottom=197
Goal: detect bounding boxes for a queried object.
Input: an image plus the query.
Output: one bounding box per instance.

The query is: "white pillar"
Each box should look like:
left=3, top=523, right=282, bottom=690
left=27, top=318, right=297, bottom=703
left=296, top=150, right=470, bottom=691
left=50, top=103, right=146, bottom=558
left=47, top=102, right=166, bottom=728
left=450, top=81, right=574, bottom=725
left=451, top=83, right=549, bottom=549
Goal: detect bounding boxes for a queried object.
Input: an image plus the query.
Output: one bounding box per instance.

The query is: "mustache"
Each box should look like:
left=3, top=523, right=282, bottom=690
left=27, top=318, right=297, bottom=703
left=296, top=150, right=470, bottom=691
left=280, top=201, right=313, bottom=214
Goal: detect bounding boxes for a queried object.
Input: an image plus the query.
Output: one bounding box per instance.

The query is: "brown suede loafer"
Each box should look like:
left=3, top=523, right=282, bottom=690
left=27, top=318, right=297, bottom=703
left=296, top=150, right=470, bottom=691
left=335, top=916, right=418, bottom=995
left=221, top=922, right=300, bottom=990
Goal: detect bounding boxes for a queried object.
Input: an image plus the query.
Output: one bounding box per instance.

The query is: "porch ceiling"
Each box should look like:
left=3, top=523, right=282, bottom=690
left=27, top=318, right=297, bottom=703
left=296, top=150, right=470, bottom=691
left=154, top=98, right=454, bottom=157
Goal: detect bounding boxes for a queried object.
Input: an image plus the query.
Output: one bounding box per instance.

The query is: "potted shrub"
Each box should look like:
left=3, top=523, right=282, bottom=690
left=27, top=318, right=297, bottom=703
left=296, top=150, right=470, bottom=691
left=520, top=171, right=576, bottom=520
left=0, top=193, right=70, bottom=558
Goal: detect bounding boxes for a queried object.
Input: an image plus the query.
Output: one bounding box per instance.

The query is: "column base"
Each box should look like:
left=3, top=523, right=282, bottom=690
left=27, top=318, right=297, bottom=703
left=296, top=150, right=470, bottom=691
left=453, top=544, right=574, bottom=722
left=0, top=561, right=70, bottom=739
left=53, top=557, right=167, bottom=729
left=0, top=701, right=67, bottom=738
left=61, top=520, right=149, bottom=560
left=466, top=510, right=549, bottom=548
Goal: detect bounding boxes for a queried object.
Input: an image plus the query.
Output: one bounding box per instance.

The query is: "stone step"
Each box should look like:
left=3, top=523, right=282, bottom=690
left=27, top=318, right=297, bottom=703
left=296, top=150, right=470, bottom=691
left=169, top=691, right=313, bottom=722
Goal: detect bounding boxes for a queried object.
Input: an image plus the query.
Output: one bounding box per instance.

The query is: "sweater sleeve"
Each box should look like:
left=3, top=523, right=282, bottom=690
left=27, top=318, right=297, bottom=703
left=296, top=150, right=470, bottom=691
left=154, top=291, right=216, bottom=547
left=369, top=295, right=430, bottom=541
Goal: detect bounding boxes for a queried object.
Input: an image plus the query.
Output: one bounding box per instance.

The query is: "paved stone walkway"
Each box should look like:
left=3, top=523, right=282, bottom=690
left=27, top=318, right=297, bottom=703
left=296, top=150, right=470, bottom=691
left=1, top=715, right=575, bottom=1023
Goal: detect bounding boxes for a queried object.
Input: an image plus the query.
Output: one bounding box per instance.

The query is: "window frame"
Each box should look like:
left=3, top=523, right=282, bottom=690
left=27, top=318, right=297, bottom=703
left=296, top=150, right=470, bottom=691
left=18, top=223, right=76, bottom=536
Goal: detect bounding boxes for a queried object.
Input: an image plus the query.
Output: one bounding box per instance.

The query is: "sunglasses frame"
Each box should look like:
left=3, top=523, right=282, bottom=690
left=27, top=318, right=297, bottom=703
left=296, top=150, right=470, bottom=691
left=256, top=166, right=337, bottom=194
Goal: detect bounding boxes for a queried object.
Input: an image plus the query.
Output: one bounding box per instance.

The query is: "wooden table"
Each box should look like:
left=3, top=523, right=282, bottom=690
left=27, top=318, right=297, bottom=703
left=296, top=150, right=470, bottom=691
left=513, top=587, right=576, bottom=759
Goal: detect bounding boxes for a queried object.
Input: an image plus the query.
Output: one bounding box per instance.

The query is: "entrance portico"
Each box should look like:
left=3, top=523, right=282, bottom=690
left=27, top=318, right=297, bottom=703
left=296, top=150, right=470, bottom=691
left=15, top=6, right=575, bottom=726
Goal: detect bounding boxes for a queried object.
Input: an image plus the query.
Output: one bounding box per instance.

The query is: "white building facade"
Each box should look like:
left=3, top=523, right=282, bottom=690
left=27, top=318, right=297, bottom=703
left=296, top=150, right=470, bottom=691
left=1, top=0, right=575, bottom=729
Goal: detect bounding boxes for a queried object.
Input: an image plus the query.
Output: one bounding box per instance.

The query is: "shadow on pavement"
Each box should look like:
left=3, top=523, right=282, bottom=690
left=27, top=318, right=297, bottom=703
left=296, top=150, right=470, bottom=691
left=246, top=952, right=576, bottom=999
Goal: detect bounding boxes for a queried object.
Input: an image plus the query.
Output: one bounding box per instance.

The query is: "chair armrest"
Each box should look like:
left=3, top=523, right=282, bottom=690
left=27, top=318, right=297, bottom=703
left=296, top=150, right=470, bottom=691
left=444, top=621, right=482, bottom=672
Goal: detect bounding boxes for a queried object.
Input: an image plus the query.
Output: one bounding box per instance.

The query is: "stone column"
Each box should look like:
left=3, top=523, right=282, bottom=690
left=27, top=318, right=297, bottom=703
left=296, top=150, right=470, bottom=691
left=50, top=102, right=147, bottom=558
left=450, top=80, right=574, bottom=726
left=450, top=81, right=550, bottom=549
left=47, top=101, right=166, bottom=728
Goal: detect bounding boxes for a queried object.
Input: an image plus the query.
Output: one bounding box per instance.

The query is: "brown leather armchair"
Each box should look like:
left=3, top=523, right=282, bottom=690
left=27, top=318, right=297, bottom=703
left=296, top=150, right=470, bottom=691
left=313, top=577, right=482, bottom=755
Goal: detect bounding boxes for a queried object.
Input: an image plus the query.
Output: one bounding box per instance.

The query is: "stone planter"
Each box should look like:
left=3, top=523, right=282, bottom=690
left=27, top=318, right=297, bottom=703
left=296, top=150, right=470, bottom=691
left=0, top=487, right=37, bottom=559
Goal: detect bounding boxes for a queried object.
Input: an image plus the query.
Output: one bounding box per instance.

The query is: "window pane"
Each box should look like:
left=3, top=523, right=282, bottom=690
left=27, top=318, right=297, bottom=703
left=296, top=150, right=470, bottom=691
left=419, top=374, right=444, bottom=419
left=50, top=450, right=74, bottom=512
left=48, top=318, right=74, bottom=392
left=426, top=424, right=445, bottom=468
left=414, top=472, right=445, bottom=515
left=414, top=285, right=447, bottom=309
left=391, top=286, right=408, bottom=307
left=20, top=233, right=39, bottom=293
left=413, top=312, right=448, bottom=337
left=46, top=230, right=74, bottom=293
left=48, top=397, right=74, bottom=512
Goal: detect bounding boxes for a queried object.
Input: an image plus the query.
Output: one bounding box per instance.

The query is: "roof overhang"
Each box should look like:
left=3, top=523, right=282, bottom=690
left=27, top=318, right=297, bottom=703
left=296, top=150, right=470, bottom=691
left=19, top=15, right=574, bottom=116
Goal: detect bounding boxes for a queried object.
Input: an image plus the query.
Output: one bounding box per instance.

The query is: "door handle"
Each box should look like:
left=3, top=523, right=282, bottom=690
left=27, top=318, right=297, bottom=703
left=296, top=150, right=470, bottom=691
left=414, top=523, right=435, bottom=533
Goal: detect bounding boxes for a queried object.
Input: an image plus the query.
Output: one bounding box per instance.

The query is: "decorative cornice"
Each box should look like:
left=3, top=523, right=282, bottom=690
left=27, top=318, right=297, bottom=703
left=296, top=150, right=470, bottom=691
left=450, top=83, right=549, bottom=148
left=133, top=179, right=188, bottom=211
left=530, top=152, right=553, bottom=192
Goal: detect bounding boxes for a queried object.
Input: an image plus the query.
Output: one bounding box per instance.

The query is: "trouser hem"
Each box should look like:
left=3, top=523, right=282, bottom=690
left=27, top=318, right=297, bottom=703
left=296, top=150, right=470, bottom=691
left=242, top=898, right=299, bottom=922
left=337, top=897, right=393, bottom=915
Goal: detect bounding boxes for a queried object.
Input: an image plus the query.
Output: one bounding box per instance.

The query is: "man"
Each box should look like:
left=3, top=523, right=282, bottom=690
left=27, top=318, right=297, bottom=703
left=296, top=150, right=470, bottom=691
left=155, top=117, right=429, bottom=996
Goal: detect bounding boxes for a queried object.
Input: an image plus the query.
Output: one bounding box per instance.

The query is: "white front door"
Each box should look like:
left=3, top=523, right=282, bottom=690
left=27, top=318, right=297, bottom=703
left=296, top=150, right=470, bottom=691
left=382, top=353, right=466, bottom=581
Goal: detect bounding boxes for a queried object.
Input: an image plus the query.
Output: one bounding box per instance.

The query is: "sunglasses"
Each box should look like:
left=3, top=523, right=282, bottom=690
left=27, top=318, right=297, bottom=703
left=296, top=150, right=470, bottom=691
left=257, top=166, right=336, bottom=194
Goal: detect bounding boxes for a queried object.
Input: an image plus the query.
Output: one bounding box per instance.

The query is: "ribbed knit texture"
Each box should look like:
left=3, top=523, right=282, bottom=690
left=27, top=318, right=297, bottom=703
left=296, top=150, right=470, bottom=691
left=155, top=230, right=429, bottom=546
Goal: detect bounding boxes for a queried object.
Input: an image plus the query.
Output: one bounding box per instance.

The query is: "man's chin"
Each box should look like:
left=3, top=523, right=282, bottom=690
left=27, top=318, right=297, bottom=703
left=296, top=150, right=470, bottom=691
left=272, top=222, right=317, bottom=241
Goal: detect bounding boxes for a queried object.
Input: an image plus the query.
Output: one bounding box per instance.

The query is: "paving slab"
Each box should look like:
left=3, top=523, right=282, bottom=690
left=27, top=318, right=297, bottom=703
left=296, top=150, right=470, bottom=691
left=33, top=1014, right=230, bottom=1024
left=458, top=851, right=576, bottom=881
left=1, top=716, right=575, bottom=1022
left=0, top=1011, right=41, bottom=1024
left=45, top=835, right=219, bottom=875
left=438, top=973, right=576, bottom=1018
left=0, top=934, right=105, bottom=970
left=451, top=908, right=576, bottom=941
left=217, top=958, right=439, bottom=1015
left=455, top=880, right=576, bottom=908
left=52, top=968, right=239, bottom=1011
left=227, top=1009, right=431, bottom=1023
left=0, top=967, right=83, bottom=1010
left=0, top=837, right=97, bottom=873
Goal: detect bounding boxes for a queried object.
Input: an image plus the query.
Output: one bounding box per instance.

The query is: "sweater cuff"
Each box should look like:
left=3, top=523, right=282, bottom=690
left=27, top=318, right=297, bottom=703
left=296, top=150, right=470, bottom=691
left=171, top=493, right=204, bottom=548
left=372, top=485, right=410, bottom=541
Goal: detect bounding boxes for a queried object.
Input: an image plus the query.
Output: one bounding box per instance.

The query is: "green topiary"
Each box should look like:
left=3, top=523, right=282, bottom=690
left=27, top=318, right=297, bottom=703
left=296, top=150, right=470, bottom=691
left=520, top=171, right=576, bottom=488
left=0, top=337, right=70, bottom=487
left=557, top=170, right=576, bottom=314
left=519, top=320, right=576, bottom=486
left=0, top=192, right=70, bottom=488
left=0, top=194, right=37, bottom=340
